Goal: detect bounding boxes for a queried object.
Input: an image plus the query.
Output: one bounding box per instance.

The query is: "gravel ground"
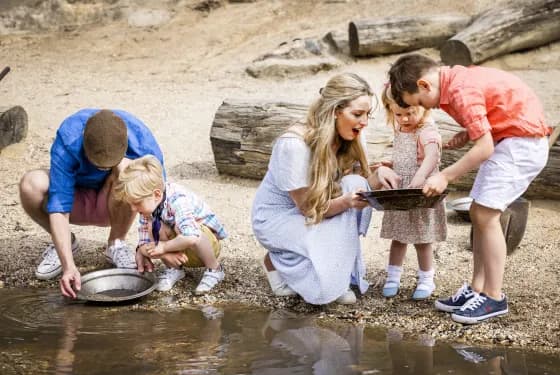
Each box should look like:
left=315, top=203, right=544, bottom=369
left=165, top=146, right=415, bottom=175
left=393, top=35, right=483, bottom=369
left=0, top=0, right=559, bottom=355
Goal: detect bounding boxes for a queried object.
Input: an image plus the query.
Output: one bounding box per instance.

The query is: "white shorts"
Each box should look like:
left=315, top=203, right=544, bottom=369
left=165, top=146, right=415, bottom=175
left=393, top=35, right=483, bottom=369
left=470, top=136, right=548, bottom=211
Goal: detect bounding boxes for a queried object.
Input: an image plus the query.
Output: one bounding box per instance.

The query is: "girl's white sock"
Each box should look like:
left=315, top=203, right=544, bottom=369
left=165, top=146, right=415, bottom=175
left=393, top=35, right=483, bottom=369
left=386, top=264, right=403, bottom=286
left=416, top=268, right=435, bottom=292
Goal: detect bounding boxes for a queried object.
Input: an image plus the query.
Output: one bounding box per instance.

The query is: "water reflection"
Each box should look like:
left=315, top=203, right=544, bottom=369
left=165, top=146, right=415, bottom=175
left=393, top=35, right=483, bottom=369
left=0, top=289, right=559, bottom=375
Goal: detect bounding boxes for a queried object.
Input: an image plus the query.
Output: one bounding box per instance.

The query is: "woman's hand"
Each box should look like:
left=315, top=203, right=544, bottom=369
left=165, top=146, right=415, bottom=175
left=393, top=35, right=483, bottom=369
left=376, top=166, right=401, bottom=189
left=342, top=189, right=369, bottom=210
left=444, top=131, right=469, bottom=149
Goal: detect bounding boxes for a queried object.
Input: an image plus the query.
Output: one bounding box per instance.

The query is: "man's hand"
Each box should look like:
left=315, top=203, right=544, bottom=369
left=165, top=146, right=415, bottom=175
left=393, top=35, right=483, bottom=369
left=136, top=250, right=154, bottom=273
left=60, top=266, right=81, bottom=299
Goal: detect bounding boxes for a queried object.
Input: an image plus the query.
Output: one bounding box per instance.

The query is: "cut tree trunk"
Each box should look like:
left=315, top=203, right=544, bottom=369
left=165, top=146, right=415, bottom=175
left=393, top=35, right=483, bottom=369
left=210, top=100, right=307, bottom=179
left=210, top=101, right=560, bottom=199
left=349, top=15, right=471, bottom=57
left=440, top=0, right=560, bottom=66
left=0, top=106, right=28, bottom=151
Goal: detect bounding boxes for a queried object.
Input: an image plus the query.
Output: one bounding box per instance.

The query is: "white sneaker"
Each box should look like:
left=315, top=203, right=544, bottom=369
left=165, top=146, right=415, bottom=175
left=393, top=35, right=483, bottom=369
left=335, top=289, right=357, bottom=305
left=35, top=235, right=80, bottom=280
left=156, top=267, right=186, bottom=292
left=105, top=239, right=136, bottom=269
left=261, top=257, right=297, bottom=297
left=194, top=267, right=225, bottom=295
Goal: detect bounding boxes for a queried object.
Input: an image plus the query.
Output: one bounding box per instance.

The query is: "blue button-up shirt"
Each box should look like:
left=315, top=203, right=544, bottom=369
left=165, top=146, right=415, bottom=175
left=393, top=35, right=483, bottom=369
left=47, top=109, right=164, bottom=213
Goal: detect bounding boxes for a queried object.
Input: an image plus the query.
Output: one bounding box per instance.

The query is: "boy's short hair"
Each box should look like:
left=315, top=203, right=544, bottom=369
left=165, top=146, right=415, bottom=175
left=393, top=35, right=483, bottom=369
left=83, top=110, right=128, bottom=168
left=388, top=54, right=439, bottom=108
left=113, top=155, right=164, bottom=202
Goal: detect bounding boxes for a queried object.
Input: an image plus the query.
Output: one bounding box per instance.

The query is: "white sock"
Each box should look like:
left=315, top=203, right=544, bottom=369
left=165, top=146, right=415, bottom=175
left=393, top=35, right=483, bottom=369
left=417, top=268, right=435, bottom=291
left=386, top=265, right=403, bottom=286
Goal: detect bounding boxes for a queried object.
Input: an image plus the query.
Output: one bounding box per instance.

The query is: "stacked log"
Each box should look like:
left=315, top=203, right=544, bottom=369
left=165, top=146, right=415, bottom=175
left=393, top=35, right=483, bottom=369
left=441, top=0, right=560, bottom=66
left=349, top=15, right=471, bottom=57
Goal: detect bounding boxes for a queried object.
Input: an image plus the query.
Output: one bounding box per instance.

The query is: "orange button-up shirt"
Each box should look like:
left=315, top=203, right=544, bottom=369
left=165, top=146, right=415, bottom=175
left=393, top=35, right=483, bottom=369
left=439, top=66, right=550, bottom=142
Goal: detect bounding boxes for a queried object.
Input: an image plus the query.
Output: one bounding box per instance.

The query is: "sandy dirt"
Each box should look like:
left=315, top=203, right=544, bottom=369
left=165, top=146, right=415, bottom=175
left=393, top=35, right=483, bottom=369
left=1, top=0, right=559, bottom=353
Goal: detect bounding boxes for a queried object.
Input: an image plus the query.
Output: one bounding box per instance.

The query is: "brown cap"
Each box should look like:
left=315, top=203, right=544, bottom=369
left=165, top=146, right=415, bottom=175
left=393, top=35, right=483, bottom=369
left=83, top=110, right=128, bottom=168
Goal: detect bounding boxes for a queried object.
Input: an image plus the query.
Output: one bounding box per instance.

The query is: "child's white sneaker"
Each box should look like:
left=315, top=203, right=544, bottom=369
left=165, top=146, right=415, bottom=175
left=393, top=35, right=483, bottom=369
left=156, top=267, right=186, bottom=292
left=194, top=266, right=225, bottom=295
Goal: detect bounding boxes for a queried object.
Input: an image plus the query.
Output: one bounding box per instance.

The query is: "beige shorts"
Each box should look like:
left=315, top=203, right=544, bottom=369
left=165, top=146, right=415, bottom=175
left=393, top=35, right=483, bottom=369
left=164, top=224, right=221, bottom=268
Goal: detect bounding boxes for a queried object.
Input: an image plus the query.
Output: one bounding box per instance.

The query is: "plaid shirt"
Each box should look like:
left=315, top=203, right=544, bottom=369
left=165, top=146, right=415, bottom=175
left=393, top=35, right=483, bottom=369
left=137, top=182, right=227, bottom=246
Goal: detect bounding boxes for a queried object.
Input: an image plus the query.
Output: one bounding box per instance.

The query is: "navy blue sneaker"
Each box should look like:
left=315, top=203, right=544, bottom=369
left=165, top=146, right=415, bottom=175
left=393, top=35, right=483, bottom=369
left=451, top=293, right=508, bottom=324
left=434, top=283, right=476, bottom=312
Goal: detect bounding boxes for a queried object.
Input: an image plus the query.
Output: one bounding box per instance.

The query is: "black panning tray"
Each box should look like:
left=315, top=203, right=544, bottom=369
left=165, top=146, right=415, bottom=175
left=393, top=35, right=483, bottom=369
left=358, top=188, right=447, bottom=211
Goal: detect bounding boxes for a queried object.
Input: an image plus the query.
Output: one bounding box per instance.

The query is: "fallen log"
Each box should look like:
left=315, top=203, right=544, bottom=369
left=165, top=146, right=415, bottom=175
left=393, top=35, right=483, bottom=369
left=210, top=101, right=560, bottom=199
left=349, top=15, right=471, bottom=57
left=0, top=106, right=28, bottom=152
left=440, top=0, right=560, bottom=66
left=210, top=100, right=307, bottom=179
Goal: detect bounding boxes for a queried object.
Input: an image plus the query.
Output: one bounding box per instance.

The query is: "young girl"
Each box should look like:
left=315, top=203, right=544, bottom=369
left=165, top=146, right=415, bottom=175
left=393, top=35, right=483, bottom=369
left=378, top=84, right=447, bottom=300
left=113, top=155, right=227, bottom=295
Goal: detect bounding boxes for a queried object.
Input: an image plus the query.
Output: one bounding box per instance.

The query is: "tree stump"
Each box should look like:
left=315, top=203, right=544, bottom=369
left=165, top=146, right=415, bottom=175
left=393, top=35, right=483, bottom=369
left=440, top=0, right=560, bottom=66
left=349, top=15, right=471, bottom=57
left=0, top=106, right=28, bottom=152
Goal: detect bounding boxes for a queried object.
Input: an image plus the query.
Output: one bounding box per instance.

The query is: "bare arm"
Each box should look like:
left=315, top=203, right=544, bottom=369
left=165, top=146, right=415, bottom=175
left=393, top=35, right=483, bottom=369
left=289, top=186, right=367, bottom=219
left=50, top=212, right=80, bottom=298
left=409, top=143, right=440, bottom=188
left=423, top=132, right=494, bottom=196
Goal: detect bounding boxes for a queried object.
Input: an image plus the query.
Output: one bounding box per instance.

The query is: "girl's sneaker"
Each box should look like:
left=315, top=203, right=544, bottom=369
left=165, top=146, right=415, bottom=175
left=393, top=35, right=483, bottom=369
left=194, top=266, right=225, bottom=295
left=412, top=269, right=435, bottom=300
left=434, top=282, right=476, bottom=312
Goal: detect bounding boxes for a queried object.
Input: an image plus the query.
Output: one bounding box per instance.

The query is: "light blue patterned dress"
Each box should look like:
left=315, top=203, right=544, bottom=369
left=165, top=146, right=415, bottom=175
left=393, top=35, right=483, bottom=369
left=252, top=134, right=372, bottom=305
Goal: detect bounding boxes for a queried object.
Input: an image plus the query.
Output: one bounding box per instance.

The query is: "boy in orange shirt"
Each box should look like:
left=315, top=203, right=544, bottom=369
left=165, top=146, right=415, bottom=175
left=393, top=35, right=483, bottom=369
left=389, top=53, right=550, bottom=324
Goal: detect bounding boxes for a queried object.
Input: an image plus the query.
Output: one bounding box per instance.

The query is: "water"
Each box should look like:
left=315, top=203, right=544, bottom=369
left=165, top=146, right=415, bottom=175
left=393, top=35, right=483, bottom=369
left=0, top=289, right=558, bottom=374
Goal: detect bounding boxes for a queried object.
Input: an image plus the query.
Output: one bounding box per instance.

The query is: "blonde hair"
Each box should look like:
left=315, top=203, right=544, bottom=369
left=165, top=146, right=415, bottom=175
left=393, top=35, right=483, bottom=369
left=381, top=83, right=430, bottom=131
left=300, top=72, right=375, bottom=224
left=113, top=155, right=164, bottom=202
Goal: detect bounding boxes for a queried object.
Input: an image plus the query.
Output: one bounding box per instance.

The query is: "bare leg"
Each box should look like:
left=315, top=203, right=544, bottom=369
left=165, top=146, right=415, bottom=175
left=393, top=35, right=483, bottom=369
left=414, top=243, right=433, bottom=271
left=105, top=172, right=136, bottom=245
left=388, top=240, right=407, bottom=266
left=190, top=231, right=219, bottom=270
left=19, top=169, right=51, bottom=233
left=264, top=252, right=275, bottom=271
left=471, top=202, right=506, bottom=300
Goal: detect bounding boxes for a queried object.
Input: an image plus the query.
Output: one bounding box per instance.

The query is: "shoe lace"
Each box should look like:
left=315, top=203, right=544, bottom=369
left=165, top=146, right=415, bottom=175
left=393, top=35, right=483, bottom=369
left=109, top=242, right=132, bottom=264
left=460, top=293, right=486, bottom=312
left=41, top=244, right=58, bottom=265
left=456, top=349, right=485, bottom=363
left=452, top=283, right=473, bottom=302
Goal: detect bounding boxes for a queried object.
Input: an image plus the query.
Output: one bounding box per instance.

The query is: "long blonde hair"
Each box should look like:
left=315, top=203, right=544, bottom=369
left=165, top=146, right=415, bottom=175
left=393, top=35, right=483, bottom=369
left=381, top=83, right=430, bottom=131
left=301, top=73, right=375, bottom=224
